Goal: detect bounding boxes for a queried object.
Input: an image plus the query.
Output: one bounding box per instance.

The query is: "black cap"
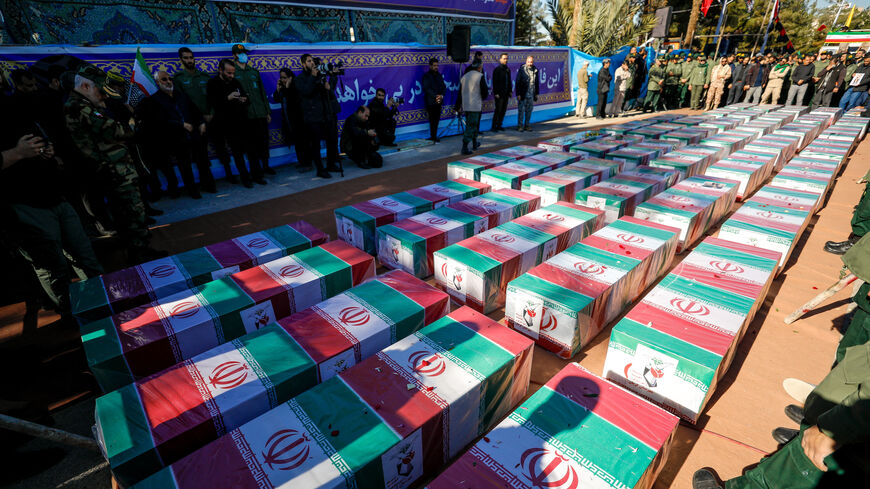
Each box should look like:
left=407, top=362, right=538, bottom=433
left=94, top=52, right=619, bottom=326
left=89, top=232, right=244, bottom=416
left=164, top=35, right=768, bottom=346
left=232, top=44, right=248, bottom=55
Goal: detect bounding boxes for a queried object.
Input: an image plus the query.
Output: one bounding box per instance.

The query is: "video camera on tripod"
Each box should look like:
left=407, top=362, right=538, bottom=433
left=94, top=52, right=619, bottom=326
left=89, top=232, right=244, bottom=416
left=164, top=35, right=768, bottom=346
left=313, top=57, right=345, bottom=84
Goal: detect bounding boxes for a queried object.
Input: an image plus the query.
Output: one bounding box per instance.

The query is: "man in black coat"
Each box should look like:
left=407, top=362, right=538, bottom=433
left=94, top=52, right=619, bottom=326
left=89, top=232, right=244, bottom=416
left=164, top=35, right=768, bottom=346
left=596, top=59, right=612, bottom=119
left=206, top=59, right=260, bottom=187
left=812, top=57, right=846, bottom=109
left=367, top=88, right=398, bottom=146
left=422, top=58, right=446, bottom=142
left=515, top=55, right=540, bottom=131
left=294, top=53, right=340, bottom=179
left=340, top=106, right=382, bottom=170
left=491, top=53, right=512, bottom=131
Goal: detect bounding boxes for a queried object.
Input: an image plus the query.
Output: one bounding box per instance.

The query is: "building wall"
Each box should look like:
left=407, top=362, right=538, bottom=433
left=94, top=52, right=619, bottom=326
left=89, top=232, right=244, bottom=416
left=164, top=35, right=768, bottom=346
left=0, top=0, right=511, bottom=45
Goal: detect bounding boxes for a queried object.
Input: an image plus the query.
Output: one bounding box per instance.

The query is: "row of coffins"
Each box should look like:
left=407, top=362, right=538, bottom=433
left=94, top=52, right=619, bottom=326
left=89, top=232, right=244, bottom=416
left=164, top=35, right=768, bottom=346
left=334, top=178, right=491, bottom=254
left=71, top=221, right=328, bottom=323
left=574, top=167, right=677, bottom=223
left=83, top=241, right=375, bottom=392
left=433, top=202, right=606, bottom=313
left=132, top=306, right=536, bottom=489
left=97, top=270, right=450, bottom=486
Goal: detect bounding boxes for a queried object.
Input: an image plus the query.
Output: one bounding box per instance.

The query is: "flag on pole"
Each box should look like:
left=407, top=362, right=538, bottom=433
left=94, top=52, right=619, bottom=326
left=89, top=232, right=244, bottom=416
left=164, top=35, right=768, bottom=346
left=701, top=0, right=714, bottom=17
left=772, top=0, right=780, bottom=21
left=746, top=0, right=754, bottom=11
left=128, top=47, right=157, bottom=106
left=846, top=5, right=855, bottom=28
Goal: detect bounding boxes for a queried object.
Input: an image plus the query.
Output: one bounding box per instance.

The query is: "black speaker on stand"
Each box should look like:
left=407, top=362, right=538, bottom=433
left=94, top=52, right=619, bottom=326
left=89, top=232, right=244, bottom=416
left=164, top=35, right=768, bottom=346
left=446, top=25, right=471, bottom=62
left=651, top=7, right=673, bottom=39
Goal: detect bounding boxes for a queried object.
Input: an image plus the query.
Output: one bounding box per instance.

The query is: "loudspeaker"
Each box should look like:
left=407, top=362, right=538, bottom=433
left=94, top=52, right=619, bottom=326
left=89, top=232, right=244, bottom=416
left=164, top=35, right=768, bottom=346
left=447, top=25, right=471, bottom=63
left=651, top=7, right=673, bottom=38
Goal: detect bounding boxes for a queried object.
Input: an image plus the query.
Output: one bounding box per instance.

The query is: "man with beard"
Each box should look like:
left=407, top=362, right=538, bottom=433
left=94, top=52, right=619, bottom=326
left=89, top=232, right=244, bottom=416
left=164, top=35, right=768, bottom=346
left=515, top=55, right=539, bottom=131
left=422, top=57, right=446, bottom=142
left=340, top=105, right=382, bottom=169
left=492, top=53, right=512, bottom=129
left=295, top=53, right=340, bottom=179
left=173, top=47, right=218, bottom=192
left=812, top=56, right=846, bottom=109
left=367, top=88, right=398, bottom=147
left=136, top=71, right=207, bottom=199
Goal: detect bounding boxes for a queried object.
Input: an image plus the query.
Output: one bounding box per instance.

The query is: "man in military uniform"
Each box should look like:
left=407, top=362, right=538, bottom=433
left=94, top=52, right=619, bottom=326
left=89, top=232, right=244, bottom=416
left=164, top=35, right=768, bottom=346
left=825, top=167, right=870, bottom=255
left=643, top=57, right=666, bottom=112
left=693, top=236, right=870, bottom=489
left=233, top=44, right=272, bottom=180
left=663, top=55, right=682, bottom=109
left=64, top=65, right=164, bottom=263
left=688, top=56, right=710, bottom=110
left=174, top=47, right=218, bottom=192
left=680, top=54, right=695, bottom=107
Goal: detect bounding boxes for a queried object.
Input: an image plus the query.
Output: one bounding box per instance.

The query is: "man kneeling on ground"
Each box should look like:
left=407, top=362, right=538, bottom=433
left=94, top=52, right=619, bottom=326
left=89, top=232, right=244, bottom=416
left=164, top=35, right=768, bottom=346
left=341, top=105, right=383, bottom=170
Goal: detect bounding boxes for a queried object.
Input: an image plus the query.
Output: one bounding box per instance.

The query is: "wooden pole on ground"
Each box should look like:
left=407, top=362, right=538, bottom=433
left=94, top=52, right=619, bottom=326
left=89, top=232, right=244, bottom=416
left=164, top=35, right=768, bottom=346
left=0, top=413, right=100, bottom=452
left=784, top=272, right=860, bottom=324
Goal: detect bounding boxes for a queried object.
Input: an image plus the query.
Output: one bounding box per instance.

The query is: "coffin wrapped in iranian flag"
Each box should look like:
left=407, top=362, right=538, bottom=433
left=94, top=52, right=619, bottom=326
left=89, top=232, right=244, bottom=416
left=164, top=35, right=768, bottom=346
left=446, top=154, right=513, bottom=181
left=491, top=145, right=547, bottom=160
left=537, top=131, right=602, bottom=152
left=633, top=189, right=718, bottom=252
left=82, top=241, right=375, bottom=392
left=704, top=159, right=766, bottom=200
left=603, top=121, right=652, bottom=135
left=669, top=175, right=740, bottom=226
left=433, top=205, right=605, bottom=314
left=521, top=150, right=583, bottom=167
left=504, top=217, right=679, bottom=358
left=770, top=166, right=835, bottom=196
left=606, top=147, right=658, bottom=170
left=447, top=189, right=542, bottom=230
left=480, top=160, right=554, bottom=190
left=568, top=140, right=628, bottom=159
left=71, top=222, right=328, bottom=323
left=673, top=115, right=712, bottom=126
left=649, top=153, right=706, bottom=180
left=428, top=363, right=679, bottom=489
left=134, top=306, right=534, bottom=489
left=660, top=130, right=703, bottom=146
left=699, top=117, right=741, bottom=133
left=575, top=172, right=671, bottom=224
left=627, top=126, right=670, bottom=140
left=717, top=196, right=812, bottom=270
left=521, top=167, right=602, bottom=206
left=603, top=238, right=780, bottom=422
left=95, top=270, right=448, bottom=486
left=680, top=143, right=725, bottom=166
left=751, top=185, right=821, bottom=213
left=566, top=157, right=624, bottom=179
left=335, top=179, right=490, bottom=254
left=743, top=142, right=786, bottom=171
left=377, top=190, right=541, bottom=278
left=729, top=149, right=777, bottom=180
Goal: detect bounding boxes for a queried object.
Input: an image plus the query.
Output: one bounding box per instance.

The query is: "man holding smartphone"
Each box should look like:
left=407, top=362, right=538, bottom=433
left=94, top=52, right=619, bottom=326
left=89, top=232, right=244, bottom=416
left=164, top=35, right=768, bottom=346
left=367, top=88, right=399, bottom=147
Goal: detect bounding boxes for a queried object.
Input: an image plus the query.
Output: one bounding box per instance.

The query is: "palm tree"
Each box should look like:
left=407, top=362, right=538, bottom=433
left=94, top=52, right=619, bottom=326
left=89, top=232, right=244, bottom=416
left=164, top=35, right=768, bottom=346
left=539, top=0, right=656, bottom=55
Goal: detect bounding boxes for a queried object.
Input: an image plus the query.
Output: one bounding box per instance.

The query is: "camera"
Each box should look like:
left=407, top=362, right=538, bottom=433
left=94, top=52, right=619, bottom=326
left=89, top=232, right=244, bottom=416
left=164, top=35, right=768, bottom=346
left=314, top=57, right=345, bottom=76
left=391, top=96, right=405, bottom=105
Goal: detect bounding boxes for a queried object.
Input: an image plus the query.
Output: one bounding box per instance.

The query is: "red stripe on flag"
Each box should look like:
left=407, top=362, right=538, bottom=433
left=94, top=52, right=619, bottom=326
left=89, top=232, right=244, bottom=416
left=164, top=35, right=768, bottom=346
left=625, top=303, right=733, bottom=355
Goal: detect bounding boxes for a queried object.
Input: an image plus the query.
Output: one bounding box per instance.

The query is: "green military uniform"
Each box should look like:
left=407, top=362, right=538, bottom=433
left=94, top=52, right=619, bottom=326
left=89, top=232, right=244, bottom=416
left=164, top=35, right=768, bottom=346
left=689, top=59, right=710, bottom=110
left=664, top=58, right=683, bottom=109
left=233, top=62, right=270, bottom=120
left=173, top=68, right=212, bottom=117
left=680, top=56, right=694, bottom=107
left=849, top=168, right=870, bottom=241
left=644, top=61, right=666, bottom=112
left=64, top=66, right=149, bottom=250
left=835, top=234, right=870, bottom=363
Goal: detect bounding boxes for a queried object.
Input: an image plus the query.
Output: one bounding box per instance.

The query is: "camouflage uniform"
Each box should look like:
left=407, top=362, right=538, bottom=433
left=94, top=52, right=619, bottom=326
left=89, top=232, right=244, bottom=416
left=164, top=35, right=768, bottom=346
left=65, top=91, right=149, bottom=250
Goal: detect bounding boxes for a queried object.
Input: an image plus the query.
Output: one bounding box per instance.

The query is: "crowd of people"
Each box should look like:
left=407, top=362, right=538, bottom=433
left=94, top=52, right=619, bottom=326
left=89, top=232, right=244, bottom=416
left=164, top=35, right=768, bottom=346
left=575, top=48, right=870, bottom=118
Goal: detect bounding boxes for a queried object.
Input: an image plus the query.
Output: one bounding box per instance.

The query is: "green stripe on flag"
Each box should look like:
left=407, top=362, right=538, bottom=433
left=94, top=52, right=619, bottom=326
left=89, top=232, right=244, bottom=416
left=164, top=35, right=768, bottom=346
left=721, top=219, right=793, bottom=241
left=609, top=218, right=675, bottom=241
left=498, top=221, right=554, bottom=244
left=198, top=277, right=255, bottom=341
left=611, top=318, right=722, bottom=369
left=294, top=377, right=400, bottom=483
left=510, top=273, right=593, bottom=313
left=352, top=279, right=424, bottom=340
left=393, top=192, right=433, bottom=212
left=516, top=386, right=657, bottom=487
left=438, top=244, right=501, bottom=274
left=71, top=277, right=110, bottom=320
left=568, top=242, right=641, bottom=270
left=81, top=318, right=132, bottom=391
left=174, top=247, right=220, bottom=287
left=436, top=206, right=480, bottom=224
left=96, top=385, right=162, bottom=482
left=636, top=202, right=695, bottom=220
left=694, top=242, right=779, bottom=271
left=297, top=245, right=354, bottom=299
left=239, top=324, right=317, bottom=407
left=264, top=225, right=312, bottom=255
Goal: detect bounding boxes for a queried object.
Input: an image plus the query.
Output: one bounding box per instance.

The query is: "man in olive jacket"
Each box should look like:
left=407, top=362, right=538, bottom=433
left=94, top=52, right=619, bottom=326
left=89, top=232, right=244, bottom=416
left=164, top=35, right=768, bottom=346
left=232, top=44, right=273, bottom=177
left=688, top=56, right=710, bottom=110
left=643, top=57, right=666, bottom=112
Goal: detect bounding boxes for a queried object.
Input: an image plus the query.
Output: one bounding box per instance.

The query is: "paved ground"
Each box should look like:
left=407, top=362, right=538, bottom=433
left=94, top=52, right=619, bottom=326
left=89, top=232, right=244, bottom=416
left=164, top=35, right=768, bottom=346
left=0, top=108, right=862, bottom=488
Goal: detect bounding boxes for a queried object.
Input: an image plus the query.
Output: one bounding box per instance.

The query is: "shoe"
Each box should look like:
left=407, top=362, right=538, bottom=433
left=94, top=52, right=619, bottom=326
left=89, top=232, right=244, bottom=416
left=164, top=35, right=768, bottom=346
left=263, top=167, right=276, bottom=175
left=692, top=468, right=724, bottom=489
left=226, top=175, right=240, bottom=184
left=785, top=404, right=805, bottom=424
left=824, top=240, right=855, bottom=255
left=242, top=180, right=254, bottom=189
left=297, top=164, right=314, bottom=173
left=253, top=178, right=267, bottom=186
left=202, top=184, right=218, bottom=193
left=517, top=127, right=524, bottom=132
left=772, top=427, right=799, bottom=445
left=473, top=140, right=481, bottom=150
left=461, top=146, right=473, bottom=155
left=524, top=125, right=532, bottom=131
left=188, top=191, right=202, bottom=200
left=145, top=216, right=157, bottom=225
left=145, top=206, right=164, bottom=216
left=783, top=378, right=816, bottom=404
left=316, top=170, right=332, bottom=179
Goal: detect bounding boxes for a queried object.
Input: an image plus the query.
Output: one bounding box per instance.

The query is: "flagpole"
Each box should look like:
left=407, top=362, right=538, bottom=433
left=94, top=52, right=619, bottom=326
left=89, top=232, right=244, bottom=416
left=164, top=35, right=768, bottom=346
left=751, top=0, right=775, bottom=57
left=714, top=0, right=732, bottom=59
left=760, top=0, right=778, bottom=54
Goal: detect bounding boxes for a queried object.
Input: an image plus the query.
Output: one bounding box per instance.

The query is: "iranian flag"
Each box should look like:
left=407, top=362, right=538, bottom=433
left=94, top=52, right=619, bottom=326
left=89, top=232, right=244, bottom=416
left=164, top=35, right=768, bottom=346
left=633, top=189, right=719, bottom=252
left=446, top=154, right=512, bottom=181
left=480, top=160, right=553, bottom=191
left=537, top=130, right=602, bottom=152
left=377, top=189, right=541, bottom=278
left=128, top=47, right=158, bottom=106
left=521, top=167, right=601, bottom=207
left=133, top=306, right=534, bottom=489
left=429, top=363, right=679, bottom=489
left=575, top=170, right=672, bottom=224
left=504, top=217, right=679, bottom=358
left=71, top=221, right=327, bottom=323
left=570, top=140, right=630, bottom=159
left=95, top=270, right=449, bottom=487
left=82, top=241, right=375, bottom=392
left=669, top=175, right=740, bottom=226
left=603, top=237, right=780, bottom=422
